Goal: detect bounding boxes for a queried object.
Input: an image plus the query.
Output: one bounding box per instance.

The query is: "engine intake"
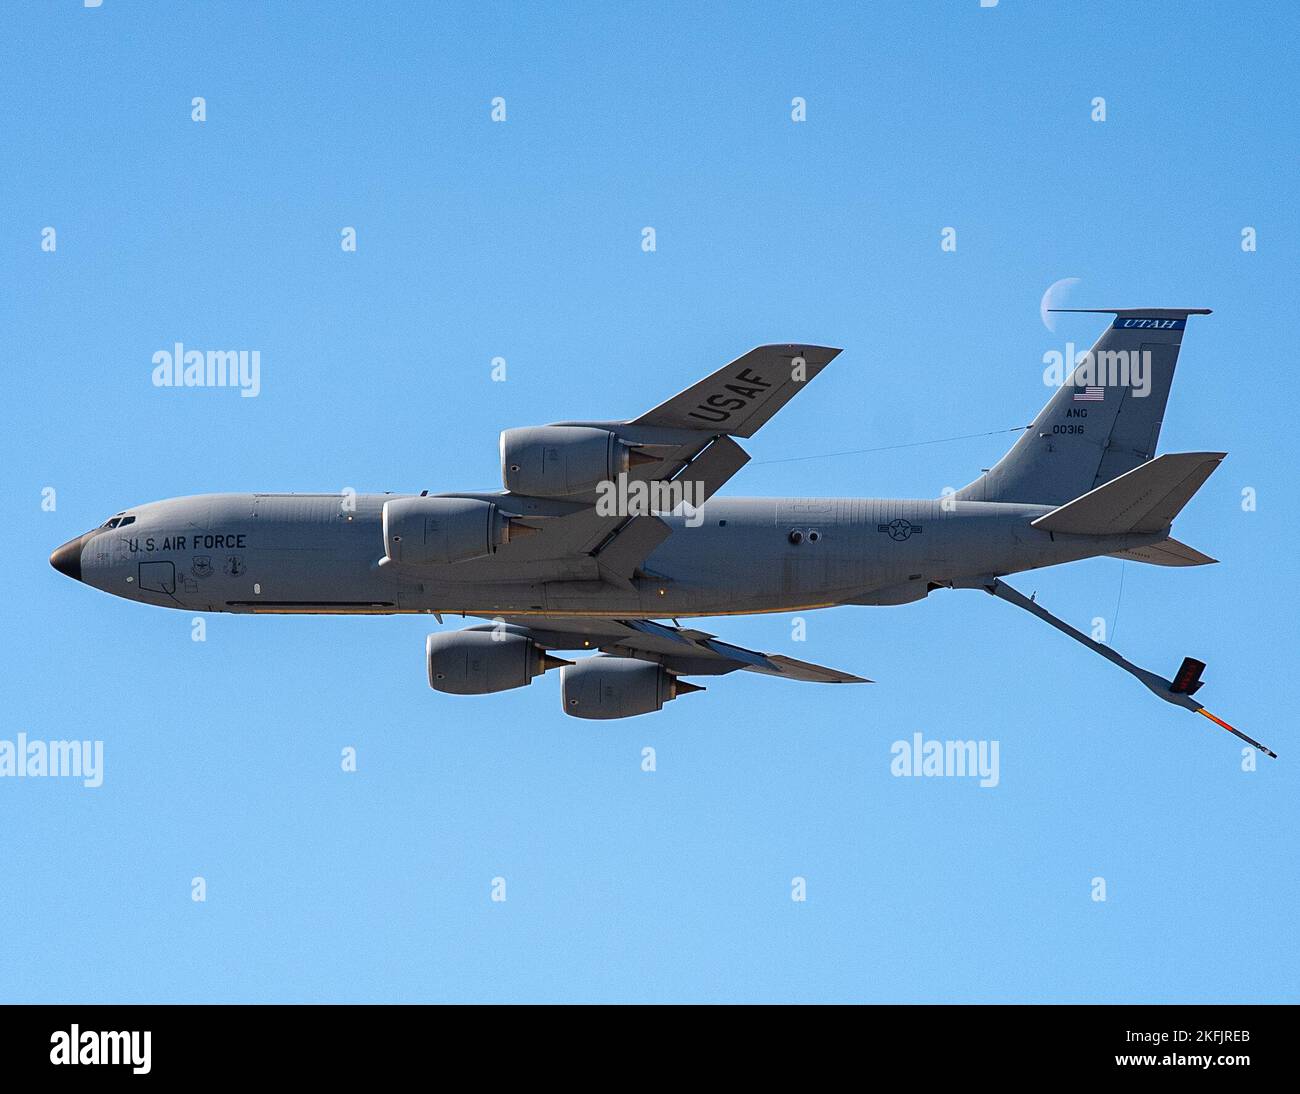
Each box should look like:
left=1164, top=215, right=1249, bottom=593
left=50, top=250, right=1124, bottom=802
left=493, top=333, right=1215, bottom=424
left=500, top=426, right=641, bottom=497
left=560, top=656, right=703, bottom=719
left=426, top=631, right=567, bottom=695
left=383, top=497, right=513, bottom=565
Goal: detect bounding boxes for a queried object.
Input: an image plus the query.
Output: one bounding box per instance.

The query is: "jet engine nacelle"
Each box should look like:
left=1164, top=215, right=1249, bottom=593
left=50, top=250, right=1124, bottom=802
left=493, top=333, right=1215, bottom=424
left=560, top=656, right=703, bottom=719
left=500, top=426, right=637, bottom=497
left=426, top=631, right=566, bottom=695
left=383, top=496, right=511, bottom=565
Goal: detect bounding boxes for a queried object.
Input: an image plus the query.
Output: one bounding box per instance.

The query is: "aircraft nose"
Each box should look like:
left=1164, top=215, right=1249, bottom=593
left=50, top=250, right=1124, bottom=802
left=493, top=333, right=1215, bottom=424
left=49, top=536, right=85, bottom=582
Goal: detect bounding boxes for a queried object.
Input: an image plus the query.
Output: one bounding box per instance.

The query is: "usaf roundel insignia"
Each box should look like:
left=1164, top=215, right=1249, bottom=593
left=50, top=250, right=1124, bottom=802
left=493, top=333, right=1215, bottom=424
left=878, top=518, right=922, bottom=541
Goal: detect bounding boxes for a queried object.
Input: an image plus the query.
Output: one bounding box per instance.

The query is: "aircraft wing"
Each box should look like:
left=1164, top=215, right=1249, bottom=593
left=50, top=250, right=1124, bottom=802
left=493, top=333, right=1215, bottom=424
left=474, top=615, right=870, bottom=683
left=631, top=344, right=842, bottom=437
left=441, top=344, right=842, bottom=584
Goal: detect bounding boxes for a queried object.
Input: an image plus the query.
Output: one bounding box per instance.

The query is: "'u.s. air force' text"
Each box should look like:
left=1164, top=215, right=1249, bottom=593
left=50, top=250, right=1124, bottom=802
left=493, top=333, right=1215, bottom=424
left=127, top=533, right=248, bottom=553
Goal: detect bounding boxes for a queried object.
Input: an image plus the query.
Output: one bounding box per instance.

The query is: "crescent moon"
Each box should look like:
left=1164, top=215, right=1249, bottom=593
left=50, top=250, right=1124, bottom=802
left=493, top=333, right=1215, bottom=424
left=1040, top=277, right=1081, bottom=332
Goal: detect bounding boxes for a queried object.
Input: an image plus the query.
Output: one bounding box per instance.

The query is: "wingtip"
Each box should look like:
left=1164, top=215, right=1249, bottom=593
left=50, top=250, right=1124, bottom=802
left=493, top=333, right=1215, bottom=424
left=758, top=343, right=843, bottom=358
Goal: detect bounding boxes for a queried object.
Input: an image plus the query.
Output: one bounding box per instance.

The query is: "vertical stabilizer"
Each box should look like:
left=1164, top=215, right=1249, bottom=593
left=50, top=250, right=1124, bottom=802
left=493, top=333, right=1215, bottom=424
left=955, top=309, right=1210, bottom=505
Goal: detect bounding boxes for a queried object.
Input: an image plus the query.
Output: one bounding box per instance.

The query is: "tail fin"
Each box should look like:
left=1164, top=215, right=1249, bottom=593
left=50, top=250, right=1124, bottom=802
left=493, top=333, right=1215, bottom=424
left=956, top=308, right=1211, bottom=505
left=1030, top=450, right=1224, bottom=535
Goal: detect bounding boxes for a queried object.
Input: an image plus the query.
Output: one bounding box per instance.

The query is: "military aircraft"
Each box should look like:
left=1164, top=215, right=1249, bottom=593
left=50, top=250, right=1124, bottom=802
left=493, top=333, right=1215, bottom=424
left=50, top=308, right=1274, bottom=756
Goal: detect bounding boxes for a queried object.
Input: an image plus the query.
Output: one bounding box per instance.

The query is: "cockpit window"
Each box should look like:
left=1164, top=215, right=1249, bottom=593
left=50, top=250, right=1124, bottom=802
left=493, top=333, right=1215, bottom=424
left=118, top=515, right=136, bottom=527
left=100, top=514, right=134, bottom=529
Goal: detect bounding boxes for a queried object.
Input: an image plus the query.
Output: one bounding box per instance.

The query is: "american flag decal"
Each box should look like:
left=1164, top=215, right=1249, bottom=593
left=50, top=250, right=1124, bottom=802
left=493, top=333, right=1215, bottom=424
left=1073, top=386, right=1104, bottom=402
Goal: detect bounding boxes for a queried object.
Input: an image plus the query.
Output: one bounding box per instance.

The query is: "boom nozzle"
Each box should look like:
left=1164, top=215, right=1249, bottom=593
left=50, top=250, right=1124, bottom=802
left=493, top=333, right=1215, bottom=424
left=1196, top=707, right=1277, bottom=760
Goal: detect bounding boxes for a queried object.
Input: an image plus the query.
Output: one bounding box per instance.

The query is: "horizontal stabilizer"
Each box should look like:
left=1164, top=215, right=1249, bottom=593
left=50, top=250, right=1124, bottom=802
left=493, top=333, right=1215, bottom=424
left=1031, top=451, right=1225, bottom=535
left=1108, top=537, right=1218, bottom=567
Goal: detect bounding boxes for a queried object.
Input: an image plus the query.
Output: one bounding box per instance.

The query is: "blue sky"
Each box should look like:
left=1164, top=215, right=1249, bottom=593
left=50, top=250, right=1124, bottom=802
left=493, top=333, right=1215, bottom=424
left=1, top=1, right=1296, bottom=1002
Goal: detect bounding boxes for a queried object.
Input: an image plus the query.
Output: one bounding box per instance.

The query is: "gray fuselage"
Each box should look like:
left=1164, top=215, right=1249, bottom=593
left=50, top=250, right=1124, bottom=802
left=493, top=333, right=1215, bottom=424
left=59, top=493, right=1163, bottom=618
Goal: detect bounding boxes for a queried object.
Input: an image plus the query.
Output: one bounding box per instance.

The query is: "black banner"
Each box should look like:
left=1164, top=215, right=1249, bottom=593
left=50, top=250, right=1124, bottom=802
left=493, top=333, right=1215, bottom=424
left=0, top=1004, right=1290, bottom=1081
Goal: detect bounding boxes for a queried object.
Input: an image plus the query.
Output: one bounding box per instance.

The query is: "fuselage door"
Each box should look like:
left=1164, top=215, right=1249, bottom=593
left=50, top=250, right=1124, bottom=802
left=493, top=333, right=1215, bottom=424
left=138, top=560, right=176, bottom=594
